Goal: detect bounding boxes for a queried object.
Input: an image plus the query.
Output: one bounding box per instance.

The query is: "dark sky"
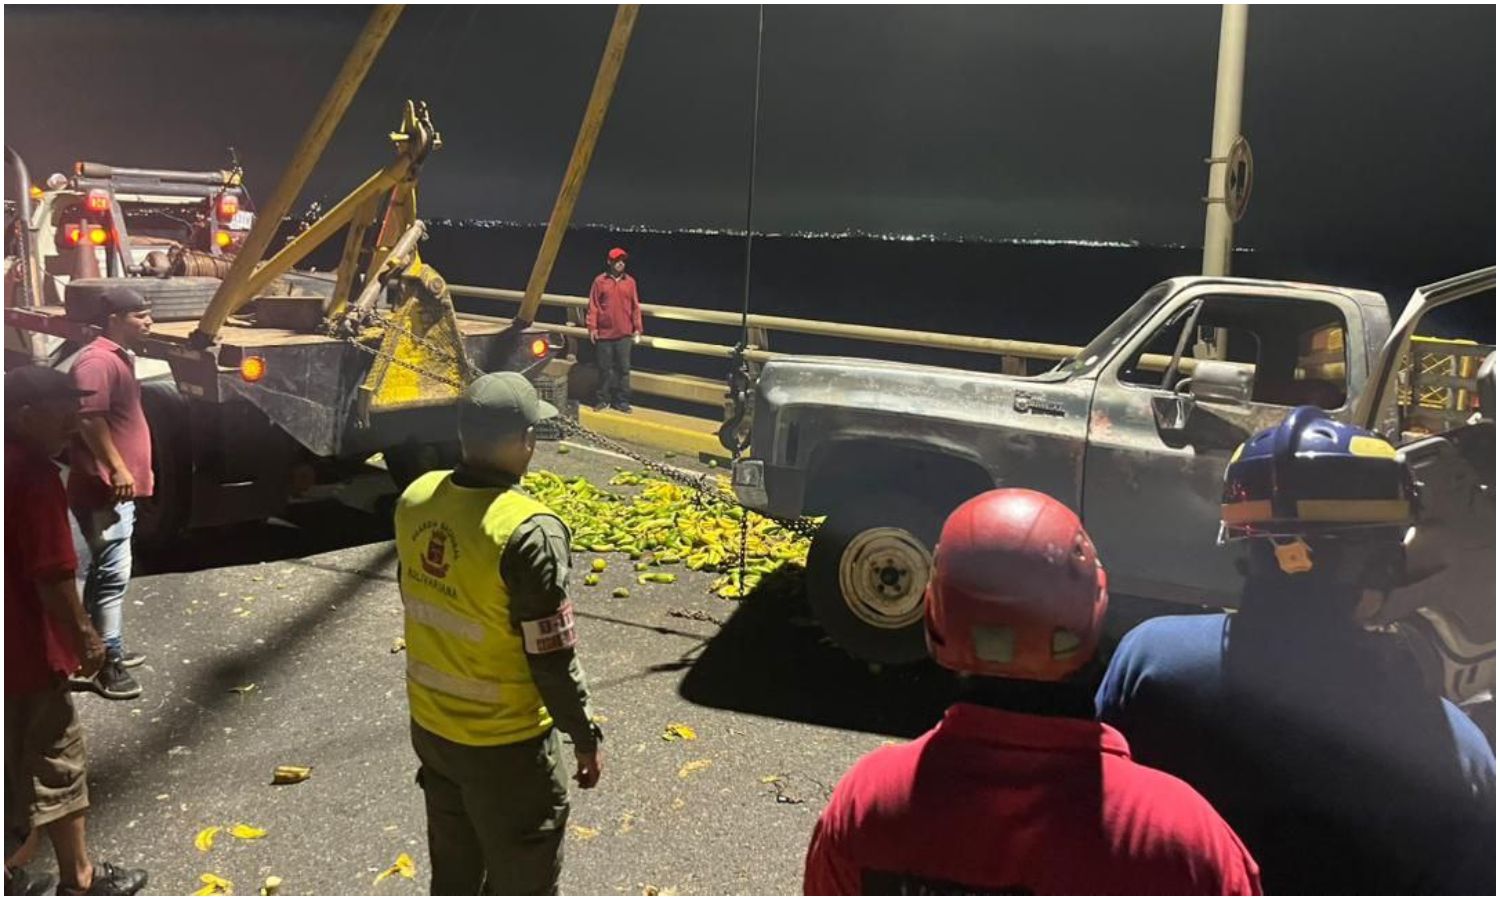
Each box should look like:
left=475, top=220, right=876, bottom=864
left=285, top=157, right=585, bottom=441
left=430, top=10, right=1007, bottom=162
left=6, top=5, right=1495, bottom=266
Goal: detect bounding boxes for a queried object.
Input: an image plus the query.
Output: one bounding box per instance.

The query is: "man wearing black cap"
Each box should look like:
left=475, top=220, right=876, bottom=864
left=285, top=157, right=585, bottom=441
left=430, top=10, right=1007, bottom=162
left=67, top=287, right=153, bottom=700
left=5, top=366, right=149, bottom=896
left=394, top=372, right=602, bottom=895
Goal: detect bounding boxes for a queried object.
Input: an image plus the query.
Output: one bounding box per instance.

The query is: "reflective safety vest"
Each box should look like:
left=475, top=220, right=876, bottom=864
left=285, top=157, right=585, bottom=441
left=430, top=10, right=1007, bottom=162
left=394, top=470, right=556, bottom=746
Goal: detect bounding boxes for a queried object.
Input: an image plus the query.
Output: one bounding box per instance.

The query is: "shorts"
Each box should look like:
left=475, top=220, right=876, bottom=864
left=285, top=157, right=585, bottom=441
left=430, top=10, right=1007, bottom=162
left=5, top=682, right=89, bottom=851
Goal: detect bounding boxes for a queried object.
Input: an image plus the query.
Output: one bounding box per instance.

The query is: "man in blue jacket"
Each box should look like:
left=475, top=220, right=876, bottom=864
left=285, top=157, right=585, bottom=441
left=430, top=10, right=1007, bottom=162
left=1097, top=406, right=1495, bottom=895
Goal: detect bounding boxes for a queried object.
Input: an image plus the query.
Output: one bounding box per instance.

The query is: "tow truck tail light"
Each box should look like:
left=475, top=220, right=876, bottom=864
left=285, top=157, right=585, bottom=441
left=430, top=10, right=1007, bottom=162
left=29, top=185, right=44, bottom=201
left=530, top=337, right=549, bottom=358
left=215, top=230, right=233, bottom=249
left=240, top=356, right=267, bottom=384
left=64, top=224, right=83, bottom=246
left=85, top=189, right=110, bottom=214
left=88, top=226, right=108, bottom=246
left=217, top=192, right=239, bottom=223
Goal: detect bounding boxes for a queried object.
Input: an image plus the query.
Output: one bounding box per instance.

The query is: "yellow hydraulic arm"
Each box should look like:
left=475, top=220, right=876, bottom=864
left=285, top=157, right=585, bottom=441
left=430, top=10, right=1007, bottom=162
left=189, top=5, right=404, bottom=348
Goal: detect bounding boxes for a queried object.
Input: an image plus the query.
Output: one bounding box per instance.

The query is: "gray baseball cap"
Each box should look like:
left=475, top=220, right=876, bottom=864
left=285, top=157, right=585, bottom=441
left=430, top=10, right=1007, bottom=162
left=458, top=372, right=558, bottom=440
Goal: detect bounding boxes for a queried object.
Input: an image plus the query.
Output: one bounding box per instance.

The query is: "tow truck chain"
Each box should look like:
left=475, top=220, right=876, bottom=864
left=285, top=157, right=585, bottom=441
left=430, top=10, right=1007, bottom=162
left=343, top=322, right=824, bottom=581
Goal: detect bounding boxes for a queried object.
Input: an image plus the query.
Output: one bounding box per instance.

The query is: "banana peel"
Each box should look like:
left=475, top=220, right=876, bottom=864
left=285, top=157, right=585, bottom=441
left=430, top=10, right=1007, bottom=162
left=194, top=826, right=221, bottom=853
left=373, top=852, right=416, bottom=885
left=260, top=876, right=283, bottom=896
left=230, top=823, right=267, bottom=840
left=194, top=874, right=232, bottom=896
left=271, top=764, right=313, bottom=785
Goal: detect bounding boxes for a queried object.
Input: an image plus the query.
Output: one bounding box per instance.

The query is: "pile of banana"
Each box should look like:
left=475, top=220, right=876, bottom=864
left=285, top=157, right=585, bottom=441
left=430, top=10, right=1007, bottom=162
left=521, top=469, right=813, bottom=599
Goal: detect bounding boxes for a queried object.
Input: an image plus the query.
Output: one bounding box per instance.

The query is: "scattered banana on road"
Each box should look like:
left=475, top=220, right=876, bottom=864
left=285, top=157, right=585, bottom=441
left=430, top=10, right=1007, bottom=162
left=521, top=469, right=816, bottom=598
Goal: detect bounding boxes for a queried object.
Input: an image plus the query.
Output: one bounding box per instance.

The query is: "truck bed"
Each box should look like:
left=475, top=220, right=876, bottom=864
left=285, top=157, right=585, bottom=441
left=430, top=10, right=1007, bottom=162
left=10, top=304, right=522, bottom=365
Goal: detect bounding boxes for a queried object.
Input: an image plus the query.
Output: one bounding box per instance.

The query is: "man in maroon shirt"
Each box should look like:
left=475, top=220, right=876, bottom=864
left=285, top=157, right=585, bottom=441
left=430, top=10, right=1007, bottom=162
left=68, top=287, right=154, bottom=700
left=4, top=366, right=149, bottom=896
left=586, top=247, right=644, bottom=413
left=804, top=489, right=1260, bottom=895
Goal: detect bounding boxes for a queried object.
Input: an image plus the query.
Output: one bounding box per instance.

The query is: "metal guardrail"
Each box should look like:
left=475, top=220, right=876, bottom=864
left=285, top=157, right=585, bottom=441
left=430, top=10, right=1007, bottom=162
left=1401, top=337, right=1491, bottom=434
left=451, top=284, right=1085, bottom=411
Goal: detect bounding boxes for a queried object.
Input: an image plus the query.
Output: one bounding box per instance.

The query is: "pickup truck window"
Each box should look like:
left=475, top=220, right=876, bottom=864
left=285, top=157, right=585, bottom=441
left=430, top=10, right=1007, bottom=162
left=1054, top=283, right=1172, bottom=378
left=1115, top=295, right=1349, bottom=410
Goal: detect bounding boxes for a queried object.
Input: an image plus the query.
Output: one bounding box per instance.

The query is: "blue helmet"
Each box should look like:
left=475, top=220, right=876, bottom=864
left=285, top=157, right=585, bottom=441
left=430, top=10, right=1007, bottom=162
left=1221, top=406, right=1414, bottom=541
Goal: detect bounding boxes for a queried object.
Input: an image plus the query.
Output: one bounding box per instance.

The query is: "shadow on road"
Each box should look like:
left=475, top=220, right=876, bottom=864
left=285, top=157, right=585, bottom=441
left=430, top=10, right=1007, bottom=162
left=136, top=498, right=395, bottom=576
left=677, top=571, right=956, bottom=740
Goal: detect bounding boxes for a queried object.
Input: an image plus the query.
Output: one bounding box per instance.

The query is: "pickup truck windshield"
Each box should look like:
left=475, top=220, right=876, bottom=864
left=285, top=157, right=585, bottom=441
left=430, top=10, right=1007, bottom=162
left=1053, top=283, right=1173, bottom=377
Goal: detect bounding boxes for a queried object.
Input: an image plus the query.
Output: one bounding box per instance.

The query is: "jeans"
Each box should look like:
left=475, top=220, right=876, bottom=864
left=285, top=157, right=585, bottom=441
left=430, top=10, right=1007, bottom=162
left=69, top=501, right=135, bottom=658
left=595, top=337, right=632, bottom=407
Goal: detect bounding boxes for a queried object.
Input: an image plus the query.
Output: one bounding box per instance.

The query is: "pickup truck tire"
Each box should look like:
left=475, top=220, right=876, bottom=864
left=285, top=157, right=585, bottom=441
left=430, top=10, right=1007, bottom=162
left=806, top=492, right=942, bottom=665
left=134, top=379, right=191, bottom=550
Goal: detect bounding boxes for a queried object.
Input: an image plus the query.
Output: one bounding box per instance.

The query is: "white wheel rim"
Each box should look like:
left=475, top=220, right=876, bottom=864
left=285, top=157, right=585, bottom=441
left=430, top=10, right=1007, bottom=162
left=837, top=526, right=932, bottom=630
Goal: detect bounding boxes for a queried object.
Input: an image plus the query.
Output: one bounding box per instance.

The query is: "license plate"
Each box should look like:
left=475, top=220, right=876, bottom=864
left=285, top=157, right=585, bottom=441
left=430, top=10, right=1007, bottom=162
left=230, top=210, right=256, bottom=230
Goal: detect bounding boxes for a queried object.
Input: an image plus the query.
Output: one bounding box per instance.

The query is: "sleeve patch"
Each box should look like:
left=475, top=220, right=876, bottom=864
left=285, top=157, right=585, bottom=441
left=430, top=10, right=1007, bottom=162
left=521, top=602, right=577, bottom=654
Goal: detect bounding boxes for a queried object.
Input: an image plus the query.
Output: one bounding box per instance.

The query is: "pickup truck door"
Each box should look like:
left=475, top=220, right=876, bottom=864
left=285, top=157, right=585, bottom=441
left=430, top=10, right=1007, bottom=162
left=1081, top=283, right=1370, bottom=607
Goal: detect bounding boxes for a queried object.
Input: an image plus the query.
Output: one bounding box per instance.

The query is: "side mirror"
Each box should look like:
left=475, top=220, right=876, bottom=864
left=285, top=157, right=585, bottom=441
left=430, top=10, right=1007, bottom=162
left=1183, top=359, right=1254, bottom=406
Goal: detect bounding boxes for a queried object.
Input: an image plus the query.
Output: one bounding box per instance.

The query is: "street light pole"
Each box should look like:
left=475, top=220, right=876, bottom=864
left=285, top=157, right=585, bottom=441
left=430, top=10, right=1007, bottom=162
left=1201, top=4, right=1249, bottom=277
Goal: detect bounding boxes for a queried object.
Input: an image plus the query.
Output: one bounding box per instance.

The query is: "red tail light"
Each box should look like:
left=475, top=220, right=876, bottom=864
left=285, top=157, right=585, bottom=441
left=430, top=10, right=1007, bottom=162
left=215, top=230, right=233, bottom=248
left=88, top=226, right=109, bottom=246
left=85, top=189, right=110, bottom=213
left=217, top=192, right=239, bottom=223
left=530, top=337, right=549, bottom=358
left=65, top=224, right=83, bottom=246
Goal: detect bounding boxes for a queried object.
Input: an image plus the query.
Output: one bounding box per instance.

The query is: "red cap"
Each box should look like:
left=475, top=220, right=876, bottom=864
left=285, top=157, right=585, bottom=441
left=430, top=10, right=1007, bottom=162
left=924, top=489, right=1107, bottom=682
left=607, top=247, right=628, bottom=261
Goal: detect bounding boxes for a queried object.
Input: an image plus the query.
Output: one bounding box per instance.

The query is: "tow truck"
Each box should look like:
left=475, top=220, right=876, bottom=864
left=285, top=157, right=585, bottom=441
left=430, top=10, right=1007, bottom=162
left=6, top=96, right=569, bottom=545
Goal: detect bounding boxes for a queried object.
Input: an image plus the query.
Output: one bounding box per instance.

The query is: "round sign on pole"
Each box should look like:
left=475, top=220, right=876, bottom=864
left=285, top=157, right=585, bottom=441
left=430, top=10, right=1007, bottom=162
left=1226, top=135, right=1253, bottom=223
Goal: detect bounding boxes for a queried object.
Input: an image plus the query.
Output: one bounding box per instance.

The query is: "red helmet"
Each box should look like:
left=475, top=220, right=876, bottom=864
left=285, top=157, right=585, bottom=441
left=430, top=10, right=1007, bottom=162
left=607, top=247, right=628, bottom=261
left=924, top=489, right=1107, bottom=681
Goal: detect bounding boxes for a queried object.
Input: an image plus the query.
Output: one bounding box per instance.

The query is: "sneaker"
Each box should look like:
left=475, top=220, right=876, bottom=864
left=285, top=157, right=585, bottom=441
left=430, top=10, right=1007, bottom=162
left=6, top=866, right=58, bottom=896
left=592, top=401, right=610, bottom=412
left=120, top=650, right=146, bottom=669
left=611, top=402, right=632, bottom=413
left=58, top=861, right=148, bottom=896
left=91, top=660, right=142, bottom=701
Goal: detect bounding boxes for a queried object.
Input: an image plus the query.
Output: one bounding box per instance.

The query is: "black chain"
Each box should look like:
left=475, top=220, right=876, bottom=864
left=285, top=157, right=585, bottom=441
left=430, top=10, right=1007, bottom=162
left=555, top=415, right=822, bottom=541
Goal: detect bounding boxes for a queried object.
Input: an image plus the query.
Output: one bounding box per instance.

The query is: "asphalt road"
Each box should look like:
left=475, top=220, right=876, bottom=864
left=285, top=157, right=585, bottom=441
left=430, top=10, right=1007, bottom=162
left=68, top=440, right=962, bottom=897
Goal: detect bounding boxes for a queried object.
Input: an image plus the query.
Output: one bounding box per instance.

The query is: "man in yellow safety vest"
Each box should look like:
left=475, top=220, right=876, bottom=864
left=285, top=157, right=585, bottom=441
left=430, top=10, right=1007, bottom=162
left=395, top=372, right=602, bottom=895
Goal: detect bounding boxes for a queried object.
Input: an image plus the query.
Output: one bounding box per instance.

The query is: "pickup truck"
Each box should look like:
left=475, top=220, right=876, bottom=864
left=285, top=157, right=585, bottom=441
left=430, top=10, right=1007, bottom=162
left=731, top=269, right=1496, bottom=701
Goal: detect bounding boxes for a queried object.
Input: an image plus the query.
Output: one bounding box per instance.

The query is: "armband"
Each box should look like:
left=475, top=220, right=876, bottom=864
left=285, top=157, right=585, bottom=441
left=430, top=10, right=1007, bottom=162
left=521, top=602, right=578, bottom=654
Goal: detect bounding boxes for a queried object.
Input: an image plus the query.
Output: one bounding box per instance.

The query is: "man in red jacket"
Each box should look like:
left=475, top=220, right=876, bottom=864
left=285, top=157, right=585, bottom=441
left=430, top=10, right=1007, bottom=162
left=5, top=366, right=149, bottom=896
left=586, top=247, right=643, bottom=413
left=804, top=489, right=1261, bottom=895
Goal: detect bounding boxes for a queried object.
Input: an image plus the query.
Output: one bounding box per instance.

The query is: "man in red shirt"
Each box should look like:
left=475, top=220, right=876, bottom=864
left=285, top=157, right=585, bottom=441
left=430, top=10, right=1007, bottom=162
left=68, top=287, right=154, bottom=700
left=586, top=247, right=643, bottom=413
left=804, top=489, right=1260, bottom=895
left=5, top=366, right=149, bottom=896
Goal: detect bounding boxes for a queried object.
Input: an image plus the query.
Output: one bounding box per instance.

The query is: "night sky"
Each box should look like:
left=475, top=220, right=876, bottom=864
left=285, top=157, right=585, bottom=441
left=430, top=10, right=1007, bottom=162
left=5, top=5, right=1495, bottom=271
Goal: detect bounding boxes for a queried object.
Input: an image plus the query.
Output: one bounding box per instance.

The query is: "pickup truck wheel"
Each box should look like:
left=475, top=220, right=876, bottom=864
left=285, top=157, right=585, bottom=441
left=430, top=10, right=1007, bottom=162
left=806, top=493, right=940, bottom=664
